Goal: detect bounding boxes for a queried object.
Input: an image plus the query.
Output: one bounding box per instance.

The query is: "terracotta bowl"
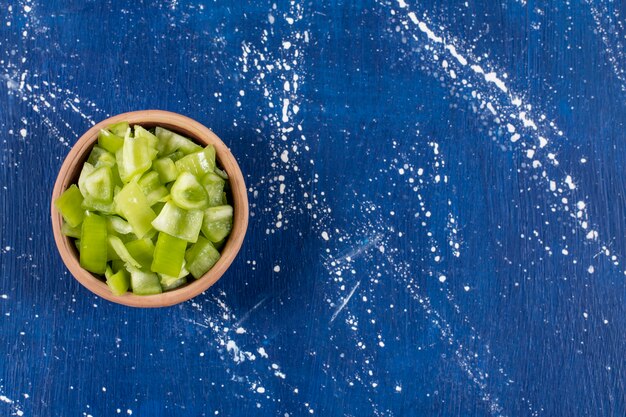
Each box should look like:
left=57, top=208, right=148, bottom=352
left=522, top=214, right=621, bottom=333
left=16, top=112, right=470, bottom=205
left=51, top=110, right=248, bottom=307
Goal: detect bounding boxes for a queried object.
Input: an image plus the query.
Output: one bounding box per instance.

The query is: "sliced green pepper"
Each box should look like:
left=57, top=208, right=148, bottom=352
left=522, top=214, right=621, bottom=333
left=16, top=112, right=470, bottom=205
left=185, top=236, right=221, bottom=279
left=61, top=221, right=82, bottom=239
left=80, top=213, right=108, bottom=274
left=170, top=172, right=209, bottom=210
left=138, top=171, right=169, bottom=206
left=151, top=201, right=202, bottom=243
left=201, top=172, right=225, bottom=207
left=158, top=261, right=189, bottom=290
left=127, top=265, right=162, bottom=295
left=166, top=150, right=185, bottom=162
left=54, top=184, right=85, bottom=228
left=151, top=232, right=187, bottom=277
left=79, top=165, right=114, bottom=207
left=82, top=196, right=115, bottom=214
left=155, top=126, right=202, bottom=156
left=107, top=235, right=141, bottom=268
left=125, top=238, right=155, bottom=271
left=107, top=121, right=130, bottom=137
left=117, top=129, right=157, bottom=183
left=88, top=145, right=116, bottom=168
left=114, top=182, right=156, bottom=239
left=174, top=145, right=216, bottom=178
left=153, top=157, right=179, bottom=184
left=98, top=129, right=124, bottom=153
left=105, top=215, right=133, bottom=236
left=201, top=205, right=233, bottom=242
left=106, top=268, right=130, bottom=296
left=214, top=166, right=229, bottom=180
left=134, top=125, right=159, bottom=149
left=159, top=275, right=187, bottom=291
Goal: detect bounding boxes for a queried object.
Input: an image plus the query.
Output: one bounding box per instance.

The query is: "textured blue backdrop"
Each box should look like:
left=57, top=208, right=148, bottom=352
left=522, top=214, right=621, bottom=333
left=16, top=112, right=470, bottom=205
left=1, top=1, right=625, bottom=416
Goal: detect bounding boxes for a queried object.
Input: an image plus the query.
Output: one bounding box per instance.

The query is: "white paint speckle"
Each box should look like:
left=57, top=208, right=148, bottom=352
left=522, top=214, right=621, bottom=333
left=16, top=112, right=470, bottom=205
left=321, top=231, right=329, bottom=241
left=258, top=347, right=268, bottom=358
left=282, top=98, right=290, bottom=123
left=273, top=265, right=281, bottom=272
left=19, top=128, right=27, bottom=138
left=418, top=21, right=443, bottom=43
left=226, top=340, right=242, bottom=363
left=445, top=44, right=468, bottom=65
left=438, top=275, right=447, bottom=283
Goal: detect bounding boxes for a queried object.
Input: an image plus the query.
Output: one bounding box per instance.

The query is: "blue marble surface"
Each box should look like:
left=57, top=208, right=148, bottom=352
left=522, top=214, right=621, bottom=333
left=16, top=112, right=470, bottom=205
left=1, top=1, right=625, bottom=416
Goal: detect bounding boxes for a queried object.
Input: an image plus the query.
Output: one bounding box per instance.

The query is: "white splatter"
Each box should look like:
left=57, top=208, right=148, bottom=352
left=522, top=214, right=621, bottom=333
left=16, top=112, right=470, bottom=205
left=330, top=281, right=361, bottom=323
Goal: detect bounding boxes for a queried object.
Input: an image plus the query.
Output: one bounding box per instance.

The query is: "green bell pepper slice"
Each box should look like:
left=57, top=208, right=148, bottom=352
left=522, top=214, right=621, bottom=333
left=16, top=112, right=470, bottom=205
left=174, top=145, right=216, bottom=178
left=114, top=182, right=156, bottom=239
left=151, top=232, right=187, bottom=277
left=54, top=184, right=85, bottom=228
left=151, top=202, right=202, bottom=243
left=201, top=205, right=233, bottom=242
left=79, top=213, right=108, bottom=275
left=170, top=172, right=209, bottom=210
left=185, top=236, right=221, bottom=279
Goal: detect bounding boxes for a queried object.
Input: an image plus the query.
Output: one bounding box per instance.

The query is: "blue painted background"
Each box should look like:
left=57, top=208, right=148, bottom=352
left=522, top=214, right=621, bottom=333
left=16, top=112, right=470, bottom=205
left=1, top=1, right=625, bottom=416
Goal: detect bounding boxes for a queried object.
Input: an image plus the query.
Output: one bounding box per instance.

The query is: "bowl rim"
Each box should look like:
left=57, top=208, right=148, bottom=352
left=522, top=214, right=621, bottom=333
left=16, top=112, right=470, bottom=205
left=51, top=109, right=249, bottom=307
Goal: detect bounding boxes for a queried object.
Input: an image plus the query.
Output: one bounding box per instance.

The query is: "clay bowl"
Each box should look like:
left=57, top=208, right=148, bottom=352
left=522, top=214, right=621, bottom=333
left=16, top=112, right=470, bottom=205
left=51, top=110, right=248, bottom=307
